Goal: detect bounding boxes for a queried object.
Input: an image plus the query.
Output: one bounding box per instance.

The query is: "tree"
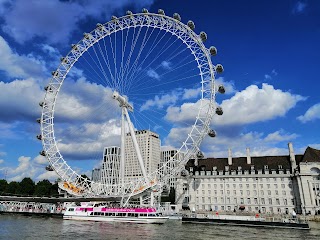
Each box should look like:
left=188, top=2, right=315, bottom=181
left=34, top=179, right=52, bottom=196
left=19, top=177, right=35, bottom=196
left=5, top=181, right=21, bottom=195
left=0, top=179, right=8, bottom=194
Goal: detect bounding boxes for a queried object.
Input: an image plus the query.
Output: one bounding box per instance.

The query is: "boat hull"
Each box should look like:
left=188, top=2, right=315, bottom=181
left=182, top=217, right=310, bottom=230
left=63, top=215, right=168, bottom=224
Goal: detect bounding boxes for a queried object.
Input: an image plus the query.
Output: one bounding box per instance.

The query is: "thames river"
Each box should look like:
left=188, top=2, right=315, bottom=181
left=0, top=215, right=320, bottom=240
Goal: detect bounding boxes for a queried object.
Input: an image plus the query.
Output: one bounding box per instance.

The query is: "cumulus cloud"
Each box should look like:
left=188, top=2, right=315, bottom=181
left=0, top=78, right=44, bottom=122
left=213, top=83, right=306, bottom=126
left=140, top=92, right=179, bottom=111
left=1, top=155, right=60, bottom=182
left=297, top=103, right=320, bottom=123
left=56, top=120, right=121, bottom=160
left=163, top=83, right=305, bottom=154
left=0, top=36, right=45, bottom=79
left=0, top=0, right=154, bottom=45
left=264, top=130, right=298, bottom=142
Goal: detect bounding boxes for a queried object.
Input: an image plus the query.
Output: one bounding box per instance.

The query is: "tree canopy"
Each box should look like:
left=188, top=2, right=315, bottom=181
left=0, top=178, right=59, bottom=197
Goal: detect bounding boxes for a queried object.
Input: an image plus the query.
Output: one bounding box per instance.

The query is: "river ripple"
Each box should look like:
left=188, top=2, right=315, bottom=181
left=0, top=215, right=319, bottom=240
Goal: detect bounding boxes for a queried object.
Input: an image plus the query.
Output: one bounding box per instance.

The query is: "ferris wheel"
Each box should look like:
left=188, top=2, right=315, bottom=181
left=37, top=9, right=224, bottom=203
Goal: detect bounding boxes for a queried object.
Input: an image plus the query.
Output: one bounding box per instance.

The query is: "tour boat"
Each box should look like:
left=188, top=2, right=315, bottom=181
left=182, top=213, right=310, bottom=230
left=63, top=202, right=168, bottom=224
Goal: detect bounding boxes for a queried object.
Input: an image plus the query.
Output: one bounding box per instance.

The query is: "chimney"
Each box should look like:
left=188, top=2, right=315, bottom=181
left=288, top=142, right=296, bottom=171
left=228, top=148, right=232, bottom=165
left=246, top=147, right=251, bottom=165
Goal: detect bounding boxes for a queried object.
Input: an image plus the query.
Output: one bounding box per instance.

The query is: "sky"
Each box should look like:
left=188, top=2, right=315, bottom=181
left=0, top=0, right=319, bottom=183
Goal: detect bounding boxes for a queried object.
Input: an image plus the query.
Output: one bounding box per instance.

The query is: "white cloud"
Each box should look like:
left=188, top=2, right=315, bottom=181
left=182, top=87, right=201, bottom=99
left=264, top=130, right=298, bottom=142
left=215, top=77, right=236, bottom=95
left=214, top=83, right=306, bottom=126
left=161, top=61, right=172, bottom=70
left=34, top=155, right=47, bottom=165
left=0, top=0, right=154, bottom=44
left=292, top=1, right=307, bottom=14
left=147, top=69, right=160, bottom=80
left=140, top=92, right=179, bottom=111
left=56, top=120, right=121, bottom=160
left=272, top=69, right=278, bottom=76
left=165, top=83, right=305, bottom=126
left=297, top=103, right=320, bottom=123
left=0, top=78, right=44, bottom=122
left=264, top=74, right=272, bottom=80
left=0, top=36, right=45, bottom=79
left=0, top=159, right=4, bottom=164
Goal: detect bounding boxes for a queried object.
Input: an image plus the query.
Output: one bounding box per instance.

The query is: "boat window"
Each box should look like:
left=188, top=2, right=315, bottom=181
left=90, top=212, right=93, bottom=216
left=134, top=213, right=138, bottom=217
left=68, top=208, right=74, bottom=211
left=112, top=213, right=115, bottom=216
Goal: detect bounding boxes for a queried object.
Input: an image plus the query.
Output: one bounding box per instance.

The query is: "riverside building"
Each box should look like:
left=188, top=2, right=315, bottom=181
left=92, top=130, right=161, bottom=186
left=175, top=143, right=320, bottom=215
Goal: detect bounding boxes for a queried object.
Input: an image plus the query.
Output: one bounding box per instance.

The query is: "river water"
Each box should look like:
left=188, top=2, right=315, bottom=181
left=0, top=215, right=320, bottom=240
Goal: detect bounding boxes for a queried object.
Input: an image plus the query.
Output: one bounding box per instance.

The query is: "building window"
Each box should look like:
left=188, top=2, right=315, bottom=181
left=247, top=198, right=251, bottom=204
left=233, top=190, right=236, bottom=195
left=267, top=184, right=270, bottom=189
left=281, top=184, right=285, bottom=189
left=202, top=190, right=205, bottom=195
left=268, top=190, right=271, bottom=195
left=240, top=190, right=243, bottom=196
left=239, top=184, right=243, bottom=188
left=253, top=190, right=257, bottom=196
left=268, top=198, right=272, bottom=205
left=247, top=190, right=250, bottom=195
left=274, top=184, right=278, bottom=188
left=260, top=190, right=264, bottom=196
left=240, top=198, right=244, bottom=204
left=261, top=198, right=265, bottom=204
left=246, top=184, right=250, bottom=188
left=276, top=199, right=280, bottom=205
left=202, top=197, right=205, bottom=203
left=221, top=190, right=224, bottom=195
left=284, top=199, right=287, bottom=205
left=253, top=184, right=256, bottom=189
left=282, top=190, right=286, bottom=196
left=254, top=198, right=258, bottom=204
left=221, top=197, right=224, bottom=203
left=275, top=190, right=279, bottom=195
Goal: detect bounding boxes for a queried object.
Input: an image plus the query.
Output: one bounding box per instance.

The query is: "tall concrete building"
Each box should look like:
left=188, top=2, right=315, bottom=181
left=124, top=130, right=161, bottom=184
left=92, top=130, right=161, bottom=186
left=176, top=143, right=320, bottom=215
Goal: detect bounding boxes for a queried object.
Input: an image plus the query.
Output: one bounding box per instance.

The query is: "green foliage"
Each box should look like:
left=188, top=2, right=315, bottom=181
left=34, top=179, right=52, bottom=196
left=0, top=179, right=8, bottom=193
left=6, top=181, right=21, bottom=194
left=20, top=177, right=35, bottom=196
left=0, top=178, right=59, bottom=197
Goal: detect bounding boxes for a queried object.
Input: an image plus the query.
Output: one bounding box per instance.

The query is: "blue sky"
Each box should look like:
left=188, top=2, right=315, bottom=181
left=0, top=0, right=319, bottom=182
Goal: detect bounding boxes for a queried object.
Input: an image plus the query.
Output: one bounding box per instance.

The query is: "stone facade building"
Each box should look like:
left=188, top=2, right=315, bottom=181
left=176, top=143, right=320, bottom=215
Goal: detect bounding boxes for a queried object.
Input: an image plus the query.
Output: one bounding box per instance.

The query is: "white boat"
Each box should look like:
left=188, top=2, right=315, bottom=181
left=63, top=202, right=168, bottom=224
